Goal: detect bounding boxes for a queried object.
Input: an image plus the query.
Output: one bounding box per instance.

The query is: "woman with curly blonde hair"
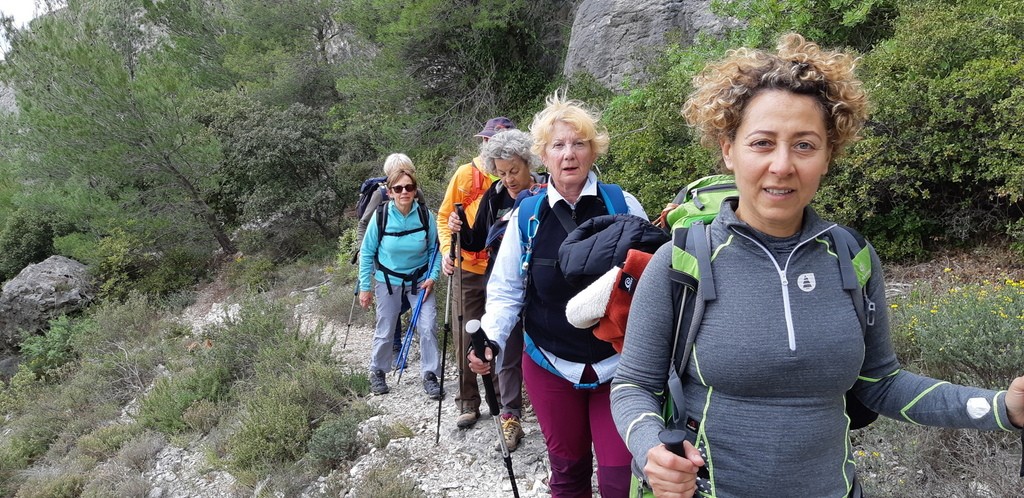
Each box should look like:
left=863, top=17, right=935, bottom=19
left=611, top=33, right=1024, bottom=498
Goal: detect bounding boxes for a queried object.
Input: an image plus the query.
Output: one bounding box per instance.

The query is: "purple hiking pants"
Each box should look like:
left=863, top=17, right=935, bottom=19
left=522, top=355, right=632, bottom=497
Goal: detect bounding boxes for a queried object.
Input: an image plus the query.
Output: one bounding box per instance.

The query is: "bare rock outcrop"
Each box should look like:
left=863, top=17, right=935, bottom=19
left=0, top=255, right=95, bottom=351
left=564, top=0, right=738, bottom=90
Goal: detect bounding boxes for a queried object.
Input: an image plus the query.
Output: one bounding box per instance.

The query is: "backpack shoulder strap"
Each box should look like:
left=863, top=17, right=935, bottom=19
left=596, top=182, right=628, bottom=215
left=665, top=221, right=718, bottom=425
left=516, top=186, right=548, bottom=275
left=375, top=201, right=388, bottom=245
left=830, top=225, right=875, bottom=331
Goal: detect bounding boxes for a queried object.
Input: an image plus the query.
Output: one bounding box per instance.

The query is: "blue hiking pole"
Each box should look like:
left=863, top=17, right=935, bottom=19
left=395, top=243, right=439, bottom=383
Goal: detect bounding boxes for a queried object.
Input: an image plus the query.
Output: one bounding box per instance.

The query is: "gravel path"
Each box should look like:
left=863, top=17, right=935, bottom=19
left=325, top=311, right=564, bottom=498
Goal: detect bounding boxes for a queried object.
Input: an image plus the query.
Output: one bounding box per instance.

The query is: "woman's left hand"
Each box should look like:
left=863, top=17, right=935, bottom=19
left=1006, top=375, right=1024, bottom=428
left=419, top=278, right=435, bottom=298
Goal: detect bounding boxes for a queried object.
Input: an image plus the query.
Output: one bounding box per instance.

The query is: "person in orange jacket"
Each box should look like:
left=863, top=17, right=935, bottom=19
left=438, top=116, right=514, bottom=429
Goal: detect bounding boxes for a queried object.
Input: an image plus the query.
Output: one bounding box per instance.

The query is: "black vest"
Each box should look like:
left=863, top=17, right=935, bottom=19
left=524, top=195, right=618, bottom=364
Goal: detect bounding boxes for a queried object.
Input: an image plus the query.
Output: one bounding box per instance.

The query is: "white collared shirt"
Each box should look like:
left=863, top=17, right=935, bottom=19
left=481, top=172, right=647, bottom=383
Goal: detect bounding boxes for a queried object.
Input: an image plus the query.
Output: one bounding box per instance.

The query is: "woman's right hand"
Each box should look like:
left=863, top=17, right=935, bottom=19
left=359, top=290, right=373, bottom=309
left=467, top=347, right=493, bottom=376
left=442, top=254, right=455, bottom=275
left=644, top=442, right=705, bottom=498
left=447, top=210, right=463, bottom=233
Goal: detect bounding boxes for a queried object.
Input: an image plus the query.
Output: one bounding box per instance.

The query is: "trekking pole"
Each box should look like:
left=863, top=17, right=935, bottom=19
left=452, top=203, right=468, bottom=417
left=342, top=279, right=358, bottom=349
left=395, top=243, right=439, bottom=383
left=435, top=234, right=458, bottom=445
left=467, top=319, right=520, bottom=498
left=660, top=429, right=710, bottom=481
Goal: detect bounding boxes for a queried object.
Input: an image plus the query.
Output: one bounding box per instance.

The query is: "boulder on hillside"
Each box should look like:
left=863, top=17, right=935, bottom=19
left=563, top=0, right=738, bottom=90
left=0, top=256, right=95, bottom=351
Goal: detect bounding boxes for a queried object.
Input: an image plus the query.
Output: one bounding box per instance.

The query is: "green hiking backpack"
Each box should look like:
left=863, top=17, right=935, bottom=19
left=654, top=174, right=738, bottom=230
left=629, top=175, right=878, bottom=498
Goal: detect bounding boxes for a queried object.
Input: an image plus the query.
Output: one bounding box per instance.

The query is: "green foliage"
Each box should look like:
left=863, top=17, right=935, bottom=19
left=91, top=228, right=210, bottom=300
left=12, top=471, right=86, bottom=498
left=0, top=0, right=236, bottom=261
left=889, top=275, right=1024, bottom=388
left=218, top=0, right=341, bottom=108
left=137, top=366, right=232, bottom=434
left=0, top=364, right=40, bottom=415
left=820, top=0, right=1024, bottom=260
left=0, top=208, right=68, bottom=282
left=195, top=92, right=347, bottom=236
left=307, top=411, right=366, bottom=467
left=228, top=398, right=309, bottom=475
left=182, top=399, right=222, bottom=433
left=225, top=254, right=276, bottom=293
left=713, top=0, right=898, bottom=50
left=74, top=424, right=142, bottom=461
left=19, top=315, right=94, bottom=377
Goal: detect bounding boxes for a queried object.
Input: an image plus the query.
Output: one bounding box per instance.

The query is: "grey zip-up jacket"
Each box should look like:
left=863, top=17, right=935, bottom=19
left=611, top=201, right=1019, bottom=497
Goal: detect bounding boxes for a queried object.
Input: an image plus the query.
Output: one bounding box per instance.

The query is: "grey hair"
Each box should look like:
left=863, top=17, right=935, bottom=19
left=383, top=153, right=415, bottom=176
left=479, top=129, right=542, bottom=175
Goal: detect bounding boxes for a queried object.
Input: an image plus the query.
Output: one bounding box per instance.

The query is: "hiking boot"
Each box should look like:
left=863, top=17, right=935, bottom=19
left=423, top=373, right=443, bottom=400
left=456, top=407, right=480, bottom=429
left=499, top=414, right=525, bottom=452
left=369, top=370, right=389, bottom=395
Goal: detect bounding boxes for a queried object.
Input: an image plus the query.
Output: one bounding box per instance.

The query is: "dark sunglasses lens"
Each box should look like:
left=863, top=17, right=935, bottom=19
left=391, top=184, right=415, bottom=193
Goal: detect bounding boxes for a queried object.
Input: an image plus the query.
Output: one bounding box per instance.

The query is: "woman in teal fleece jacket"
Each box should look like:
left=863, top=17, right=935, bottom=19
left=359, top=167, right=442, bottom=399
left=610, top=33, right=1024, bottom=498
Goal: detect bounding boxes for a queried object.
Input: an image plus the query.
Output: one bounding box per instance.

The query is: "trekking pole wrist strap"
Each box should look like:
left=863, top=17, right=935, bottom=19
left=466, top=339, right=500, bottom=359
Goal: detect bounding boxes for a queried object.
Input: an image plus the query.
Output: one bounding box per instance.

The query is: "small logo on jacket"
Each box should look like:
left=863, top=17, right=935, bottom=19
left=797, top=273, right=816, bottom=292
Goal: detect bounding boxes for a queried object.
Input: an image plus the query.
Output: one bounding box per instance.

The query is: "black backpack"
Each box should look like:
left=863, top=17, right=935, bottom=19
left=356, top=176, right=387, bottom=219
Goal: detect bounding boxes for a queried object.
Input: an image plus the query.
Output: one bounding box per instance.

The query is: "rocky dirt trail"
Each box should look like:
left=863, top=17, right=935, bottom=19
left=145, top=280, right=569, bottom=497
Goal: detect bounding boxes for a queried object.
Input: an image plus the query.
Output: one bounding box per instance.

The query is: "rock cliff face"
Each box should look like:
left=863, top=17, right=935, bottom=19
left=564, top=0, right=737, bottom=90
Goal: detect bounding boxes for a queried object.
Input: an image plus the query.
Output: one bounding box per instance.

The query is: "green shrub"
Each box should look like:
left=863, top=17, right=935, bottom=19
left=307, top=412, right=364, bottom=468
left=137, top=366, right=231, bottom=434
left=225, top=254, right=276, bottom=292
left=20, top=315, right=94, bottom=377
left=75, top=424, right=142, bottom=461
left=889, top=275, right=1024, bottom=388
left=182, top=399, right=222, bottom=433
left=0, top=364, right=40, bottom=414
left=12, top=470, right=86, bottom=498
left=113, top=431, right=165, bottom=473
left=351, top=453, right=424, bottom=498
left=0, top=208, right=64, bottom=282
left=136, top=247, right=211, bottom=297
left=820, top=0, right=1024, bottom=260
left=305, top=401, right=374, bottom=469
left=374, top=422, right=414, bottom=449
left=0, top=408, right=67, bottom=470
left=202, top=299, right=293, bottom=380
left=94, top=227, right=147, bottom=302
left=228, top=399, right=309, bottom=475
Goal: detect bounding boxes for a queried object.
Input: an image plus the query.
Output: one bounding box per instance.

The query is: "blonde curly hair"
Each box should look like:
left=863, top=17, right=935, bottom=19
left=530, top=90, right=610, bottom=159
left=682, top=33, right=869, bottom=161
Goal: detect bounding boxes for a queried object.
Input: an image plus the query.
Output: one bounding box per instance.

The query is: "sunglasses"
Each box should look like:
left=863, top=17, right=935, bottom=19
left=390, top=184, right=417, bottom=193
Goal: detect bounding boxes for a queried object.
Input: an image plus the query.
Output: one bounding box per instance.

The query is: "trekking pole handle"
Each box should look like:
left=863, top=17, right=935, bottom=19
left=466, top=319, right=500, bottom=416
left=660, top=428, right=710, bottom=480
left=454, top=203, right=469, bottom=229
left=659, top=429, right=687, bottom=456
